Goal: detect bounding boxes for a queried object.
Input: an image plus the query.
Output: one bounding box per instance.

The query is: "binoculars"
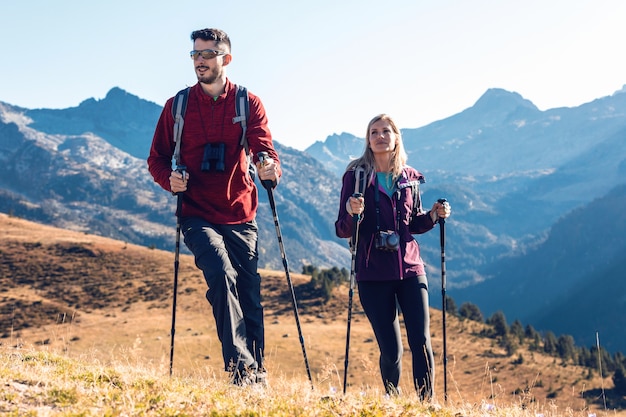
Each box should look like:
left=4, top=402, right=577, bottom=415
left=201, top=143, right=225, bottom=172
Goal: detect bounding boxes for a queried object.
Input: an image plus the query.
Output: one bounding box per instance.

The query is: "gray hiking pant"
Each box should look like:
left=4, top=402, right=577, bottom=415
left=182, top=217, right=264, bottom=372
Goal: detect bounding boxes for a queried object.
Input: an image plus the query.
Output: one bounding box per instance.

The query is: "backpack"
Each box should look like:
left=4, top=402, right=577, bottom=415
left=171, top=85, right=254, bottom=178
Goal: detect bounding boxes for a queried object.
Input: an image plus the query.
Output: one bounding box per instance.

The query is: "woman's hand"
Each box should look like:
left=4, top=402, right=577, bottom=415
left=346, top=194, right=365, bottom=216
left=430, top=200, right=451, bottom=223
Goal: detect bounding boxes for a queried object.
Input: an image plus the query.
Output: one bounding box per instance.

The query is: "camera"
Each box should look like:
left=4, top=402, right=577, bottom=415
left=375, top=230, right=400, bottom=252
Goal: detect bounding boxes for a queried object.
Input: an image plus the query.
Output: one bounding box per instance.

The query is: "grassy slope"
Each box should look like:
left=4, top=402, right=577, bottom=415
left=1, top=213, right=623, bottom=415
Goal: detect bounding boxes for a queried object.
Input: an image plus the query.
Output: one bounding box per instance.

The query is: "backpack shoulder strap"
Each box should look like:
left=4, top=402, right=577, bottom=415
left=232, top=85, right=257, bottom=180
left=397, top=168, right=425, bottom=216
left=171, top=87, right=190, bottom=167
left=232, top=85, right=250, bottom=153
left=354, top=166, right=366, bottom=195
left=412, top=173, right=426, bottom=216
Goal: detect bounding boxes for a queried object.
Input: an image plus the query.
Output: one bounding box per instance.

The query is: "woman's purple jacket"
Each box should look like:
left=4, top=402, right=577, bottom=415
left=335, top=166, right=436, bottom=282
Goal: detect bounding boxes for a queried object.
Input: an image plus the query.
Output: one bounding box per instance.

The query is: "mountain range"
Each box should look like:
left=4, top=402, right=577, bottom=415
left=1, top=84, right=625, bottom=353
left=0, top=88, right=349, bottom=272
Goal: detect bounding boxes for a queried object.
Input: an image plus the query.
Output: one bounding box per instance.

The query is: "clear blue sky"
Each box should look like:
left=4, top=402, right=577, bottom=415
left=1, top=0, right=625, bottom=151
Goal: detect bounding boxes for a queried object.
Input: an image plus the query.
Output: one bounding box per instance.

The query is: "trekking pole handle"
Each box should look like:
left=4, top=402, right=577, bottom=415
left=258, top=151, right=269, bottom=164
left=350, top=192, right=363, bottom=217
left=257, top=152, right=274, bottom=190
left=437, top=198, right=448, bottom=225
left=172, top=165, right=187, bottom=196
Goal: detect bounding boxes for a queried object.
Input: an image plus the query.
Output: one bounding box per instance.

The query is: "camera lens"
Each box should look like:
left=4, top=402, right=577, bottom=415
left=387, top=233, right=399, bottom=249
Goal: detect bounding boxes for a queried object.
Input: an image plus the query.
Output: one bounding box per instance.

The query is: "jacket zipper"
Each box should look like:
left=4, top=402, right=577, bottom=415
left=392, top=196, right=404, bottom=279
left=363, top=182, right=404, bottom=279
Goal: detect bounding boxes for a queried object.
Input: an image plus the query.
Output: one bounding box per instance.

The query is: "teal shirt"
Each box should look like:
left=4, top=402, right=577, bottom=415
left=376, top=172, right=395, bottom=196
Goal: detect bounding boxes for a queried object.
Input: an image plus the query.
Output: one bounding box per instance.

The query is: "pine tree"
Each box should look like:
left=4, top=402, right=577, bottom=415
left=487, top=311, right=508, bottom=337
left=458, top=302, right=483, bottom=322
left=445, top=295, right=457, bottom=316
left=510, top=320, right=525, bottom=344
left=524, top=324, right=538, bottom=340
left=613, top=365, right=626, bottom=396
left=556, top=334, right=576, bottom=363
left=500, top=333, right=518, bottom=356
left=543, top=331, right=557, bottom=355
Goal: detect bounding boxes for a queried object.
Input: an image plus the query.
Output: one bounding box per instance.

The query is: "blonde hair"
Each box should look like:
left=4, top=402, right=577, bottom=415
left=346, top=114, right=408, bottom=180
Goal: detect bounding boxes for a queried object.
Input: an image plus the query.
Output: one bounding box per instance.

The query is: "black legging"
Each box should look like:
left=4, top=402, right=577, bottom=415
left=358, top=275, right=434, bottom=399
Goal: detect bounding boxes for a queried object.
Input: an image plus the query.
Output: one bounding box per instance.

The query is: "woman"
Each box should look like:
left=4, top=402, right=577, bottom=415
left=335, top=114, right=451, bottom=400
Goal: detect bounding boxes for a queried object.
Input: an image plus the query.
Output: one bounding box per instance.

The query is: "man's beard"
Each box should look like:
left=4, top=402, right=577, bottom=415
left=196, top=66, right=222, bottom=85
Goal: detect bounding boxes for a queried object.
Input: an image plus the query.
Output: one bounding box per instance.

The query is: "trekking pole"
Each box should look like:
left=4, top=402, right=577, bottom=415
left=169, top=165, right=186, bottom=377
left=258, top=152, right=313, bottom=389
left=343, top=193, right=361, bottom=394
left=437, top=198, right=448, bottom=402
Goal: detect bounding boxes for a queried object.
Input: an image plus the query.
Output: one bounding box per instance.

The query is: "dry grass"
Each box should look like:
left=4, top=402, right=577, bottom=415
left=1, top=213, right=624, bottom=416
left=2, top=345, right=617, bottom=417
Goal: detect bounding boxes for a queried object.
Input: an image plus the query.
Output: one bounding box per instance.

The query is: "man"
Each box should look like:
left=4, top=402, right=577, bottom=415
left=148, top=27, right=281, bottom=385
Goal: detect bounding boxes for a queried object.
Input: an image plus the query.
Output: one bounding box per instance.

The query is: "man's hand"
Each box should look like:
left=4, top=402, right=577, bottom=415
left=170, top=170, right=189, bottom=194
left=257, top=157, right=279, bottom=184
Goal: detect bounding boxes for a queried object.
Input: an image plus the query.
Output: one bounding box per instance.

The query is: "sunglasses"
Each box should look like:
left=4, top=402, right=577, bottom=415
left=190, top=49, right=227, bottom=60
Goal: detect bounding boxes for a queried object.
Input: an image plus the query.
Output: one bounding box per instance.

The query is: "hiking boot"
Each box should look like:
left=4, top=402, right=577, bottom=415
left=254, top=368, right=268, bottom=386
left=231, top=368, right=255, bottom=386
left=385, top=382, right=401, bottom=397
left=231, top=367, right=268, bottom=387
